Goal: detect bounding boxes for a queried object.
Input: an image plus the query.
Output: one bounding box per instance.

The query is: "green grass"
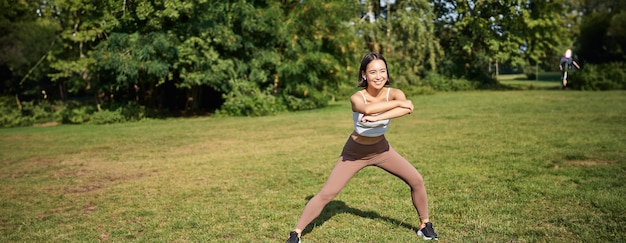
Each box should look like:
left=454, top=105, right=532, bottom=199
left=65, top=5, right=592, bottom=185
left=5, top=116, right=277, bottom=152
left=498, top=72, right=564, bottom=90
left=1, top=91, right=625, bottom=242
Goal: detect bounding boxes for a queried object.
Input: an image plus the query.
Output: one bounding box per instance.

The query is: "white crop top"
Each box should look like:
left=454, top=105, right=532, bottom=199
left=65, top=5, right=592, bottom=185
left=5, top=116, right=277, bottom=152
left=353, top=88, right=391, bottom=137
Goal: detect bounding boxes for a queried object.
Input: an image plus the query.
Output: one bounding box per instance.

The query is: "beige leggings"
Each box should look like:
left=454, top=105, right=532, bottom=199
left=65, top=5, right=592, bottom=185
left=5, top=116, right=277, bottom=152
left=295, top=136, right=429, bottom=230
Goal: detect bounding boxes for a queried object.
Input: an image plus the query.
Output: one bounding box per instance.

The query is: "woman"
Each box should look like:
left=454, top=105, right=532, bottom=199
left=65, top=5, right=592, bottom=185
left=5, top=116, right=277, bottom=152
left=286, top=52, right=438, bottom=242
left=559, top=49, right=581, bottom=89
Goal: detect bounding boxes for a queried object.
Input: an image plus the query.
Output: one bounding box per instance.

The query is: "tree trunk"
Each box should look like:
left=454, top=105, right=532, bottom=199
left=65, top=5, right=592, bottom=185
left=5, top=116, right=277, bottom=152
left=15, top=94, right=22, bottom=111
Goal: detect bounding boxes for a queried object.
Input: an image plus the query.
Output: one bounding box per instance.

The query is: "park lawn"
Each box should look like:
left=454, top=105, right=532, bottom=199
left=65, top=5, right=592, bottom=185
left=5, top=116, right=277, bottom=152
left=498, top=72, right=563, bottom=90
left=1, top=90, right=625, bottom=242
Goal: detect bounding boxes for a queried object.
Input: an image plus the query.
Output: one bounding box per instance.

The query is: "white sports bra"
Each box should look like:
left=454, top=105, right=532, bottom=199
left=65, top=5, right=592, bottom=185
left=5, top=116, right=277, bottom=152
left=352, top=88, right=391, bottom=137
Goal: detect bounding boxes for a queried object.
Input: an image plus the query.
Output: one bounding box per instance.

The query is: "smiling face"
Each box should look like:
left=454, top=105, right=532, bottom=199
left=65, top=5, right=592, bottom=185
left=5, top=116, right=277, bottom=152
left=363, top=59, right=388, bottom=89
left=358, top=52, right=391, bottom=88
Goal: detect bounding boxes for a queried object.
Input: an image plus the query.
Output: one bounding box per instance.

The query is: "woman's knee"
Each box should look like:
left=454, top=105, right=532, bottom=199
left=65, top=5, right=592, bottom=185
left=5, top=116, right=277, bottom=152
left=315, top=190, right=339, bottom=202
left=407, top=173, right=424, bottom=189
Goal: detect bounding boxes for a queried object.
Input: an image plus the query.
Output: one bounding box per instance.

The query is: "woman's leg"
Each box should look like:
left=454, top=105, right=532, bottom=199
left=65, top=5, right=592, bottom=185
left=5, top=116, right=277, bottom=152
left=294, top=157, right=367, bottom=231
left=375, top=147, right=429, bottom=222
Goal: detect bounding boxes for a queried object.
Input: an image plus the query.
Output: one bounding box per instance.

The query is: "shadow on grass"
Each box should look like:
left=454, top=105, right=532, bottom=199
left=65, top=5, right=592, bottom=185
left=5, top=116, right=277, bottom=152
left=301, top=195, right=419, bottom=236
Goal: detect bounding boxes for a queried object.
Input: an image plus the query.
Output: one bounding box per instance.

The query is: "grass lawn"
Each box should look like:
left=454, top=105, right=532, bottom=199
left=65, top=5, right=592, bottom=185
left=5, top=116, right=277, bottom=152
left=498, top=72, right=564, bottom=90
left=1, top=90, right=625, bottom=242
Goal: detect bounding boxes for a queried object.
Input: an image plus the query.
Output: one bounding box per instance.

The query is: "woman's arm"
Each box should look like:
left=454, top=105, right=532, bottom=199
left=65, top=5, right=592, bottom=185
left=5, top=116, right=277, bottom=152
left=358, top=88, right=414, bottom=121
left=362, top=107, right=412, bottom=122
left=351, top=95, right=404, bottom=115
left=351, top=88, right=413, bottom=115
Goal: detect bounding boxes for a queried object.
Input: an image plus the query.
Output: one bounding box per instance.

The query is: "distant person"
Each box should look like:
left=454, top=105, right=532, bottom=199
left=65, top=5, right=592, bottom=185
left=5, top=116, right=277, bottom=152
left=286, top=52, right=438, bottom=242
left=559, top=49, right=581, bottom=89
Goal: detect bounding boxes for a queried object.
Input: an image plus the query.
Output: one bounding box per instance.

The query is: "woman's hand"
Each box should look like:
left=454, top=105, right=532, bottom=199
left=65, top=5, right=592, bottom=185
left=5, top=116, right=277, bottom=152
left=361, top=115, right=378, bottom=122
left=360, top=100, right=413, bottom=123
left=399, top=100, right=414, bottom=114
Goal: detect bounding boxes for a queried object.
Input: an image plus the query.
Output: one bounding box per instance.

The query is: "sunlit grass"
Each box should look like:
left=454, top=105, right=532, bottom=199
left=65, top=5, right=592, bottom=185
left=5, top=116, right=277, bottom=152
left=1, top=91, right=625, bottom=242
left=498, top=72, right=563, bottom=90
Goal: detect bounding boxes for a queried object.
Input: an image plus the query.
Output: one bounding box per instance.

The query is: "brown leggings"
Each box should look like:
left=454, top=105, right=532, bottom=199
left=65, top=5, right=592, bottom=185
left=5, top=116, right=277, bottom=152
left=295, top=136, right=429, bottom=230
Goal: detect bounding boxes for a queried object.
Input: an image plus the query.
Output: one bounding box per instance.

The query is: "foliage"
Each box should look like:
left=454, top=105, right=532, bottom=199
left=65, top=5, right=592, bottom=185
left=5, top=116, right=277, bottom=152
left=114, top=102, right=147, bottom=121
left=0, top=1, right=60, bottom=100
left=418, top=72, right=478, bottom=92
left=61, top=104, right=94, bottom=124
left=1, top=0, right=625, bottom=124
left=0, top=99, right=64, bottom=128
left=357, top=0, right=442, bottom=86
left=569, top=63, right=626, bottom=90
left=218, top=80, right=285, bottom=116
left=94, top=32, right=174, bottom=87
left=276, top=0, right=362, bottom=111
left=0, top=97, right=152, bottom=127
left=42, top=0, right=120, bottom=100
left=523, top=63, right=539, bottom=80
left=90, top=109, right=126, bottom=124
left=432, top=0, right=572, bottom=82
left=576, top=6, right=626, bottom=64
left=0, top=97, right=28, bottom=127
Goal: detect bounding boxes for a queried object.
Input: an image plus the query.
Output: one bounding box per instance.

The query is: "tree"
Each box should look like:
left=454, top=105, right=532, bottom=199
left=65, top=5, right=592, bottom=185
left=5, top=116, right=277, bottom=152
left=275, top=0, right=362, bottom=110
left=432, top=0, right=572, bottom=81
left=93, top=0, right=212, bottom=113
left=575, top=1, right=626, bottom=64
left=40, top=0, right=120, bottom=105
left=0, top=0, right=59, bottom=107
left=90, top=0, right=363, bottom=115
left=356, top=0, right=442, bottom=86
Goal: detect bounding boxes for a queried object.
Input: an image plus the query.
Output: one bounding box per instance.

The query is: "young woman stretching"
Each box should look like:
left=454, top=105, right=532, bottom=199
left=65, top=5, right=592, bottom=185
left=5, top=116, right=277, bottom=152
left=286, top=52, right=438, bottom=242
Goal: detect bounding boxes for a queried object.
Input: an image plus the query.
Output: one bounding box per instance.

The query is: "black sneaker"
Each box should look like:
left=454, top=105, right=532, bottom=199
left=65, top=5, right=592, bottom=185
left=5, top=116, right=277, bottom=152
left=417, top=222, right=438, bottom=240
left=286, top=231, right=300, bottom=243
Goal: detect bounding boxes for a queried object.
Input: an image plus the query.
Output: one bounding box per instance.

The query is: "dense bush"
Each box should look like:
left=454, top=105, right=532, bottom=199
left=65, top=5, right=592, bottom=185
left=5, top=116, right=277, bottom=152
left=0, top=97, right=64, bottom=127
left=420, top=72, right=478, bottom=91
left=569, top=63, right=626, bottom=90
left=523, top=64, right=539, bottom=81
left=0, top=97, right=27, bottom=128
left=0, top=98, right=152, bottom=127
left=107, top=101, right=147, bottom=121
left=217, top=81, right=286, bottom=116
left=90, top=109, right=126, bottom=124
left=60, top=102, right=95, bottom=124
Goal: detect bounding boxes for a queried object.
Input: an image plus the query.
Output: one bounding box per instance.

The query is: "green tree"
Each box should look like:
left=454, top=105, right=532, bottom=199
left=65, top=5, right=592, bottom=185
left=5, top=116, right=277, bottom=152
left=432, top=0, right=572, bottom=82
left=275, top=0, right=362, bottom=110
left=575, top=1, right=626, bottom=64
left=90, top=0, right=363, bottom=115
left=0, top=0, right=59, bottom=107
left=357, top=0, right=443, bottom=86
left=40, top=0, right=120, bottom=104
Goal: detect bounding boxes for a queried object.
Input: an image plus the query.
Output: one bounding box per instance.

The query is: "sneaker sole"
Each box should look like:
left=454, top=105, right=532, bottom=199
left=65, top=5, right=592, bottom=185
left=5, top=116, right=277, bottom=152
left=417, top=231, right=438, bottom=241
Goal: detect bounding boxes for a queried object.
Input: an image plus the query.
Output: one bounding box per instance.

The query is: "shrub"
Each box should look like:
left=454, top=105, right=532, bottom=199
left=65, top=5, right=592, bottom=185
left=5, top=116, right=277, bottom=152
left=108, top=101, right=146, bottom=121
left=218, top=81, right=286, bottom=116
left=570, top=62, right=626, bottom=90
left=420, top=72, right=478, bottom=91
left=90, top=109, right=126, bottom=124
left=0, top=97, right=65, bottom=127
left=0, top=101, right=25, bottom=128
left=282, top=95, right=316, bottom=111
left=397, top=83, right=437, bottom=96
left=61, top=102, right=95, bottom=124
left=523, top=64, right=539, bottom=80
left=0, top=97, right=150, bottom=127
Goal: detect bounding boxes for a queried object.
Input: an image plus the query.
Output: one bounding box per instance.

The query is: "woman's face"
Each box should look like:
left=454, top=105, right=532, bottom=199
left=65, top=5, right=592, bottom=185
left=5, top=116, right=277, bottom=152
left=565, top=49, right=572, bottom=58
left=363, top=59, right=388, bottom=89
